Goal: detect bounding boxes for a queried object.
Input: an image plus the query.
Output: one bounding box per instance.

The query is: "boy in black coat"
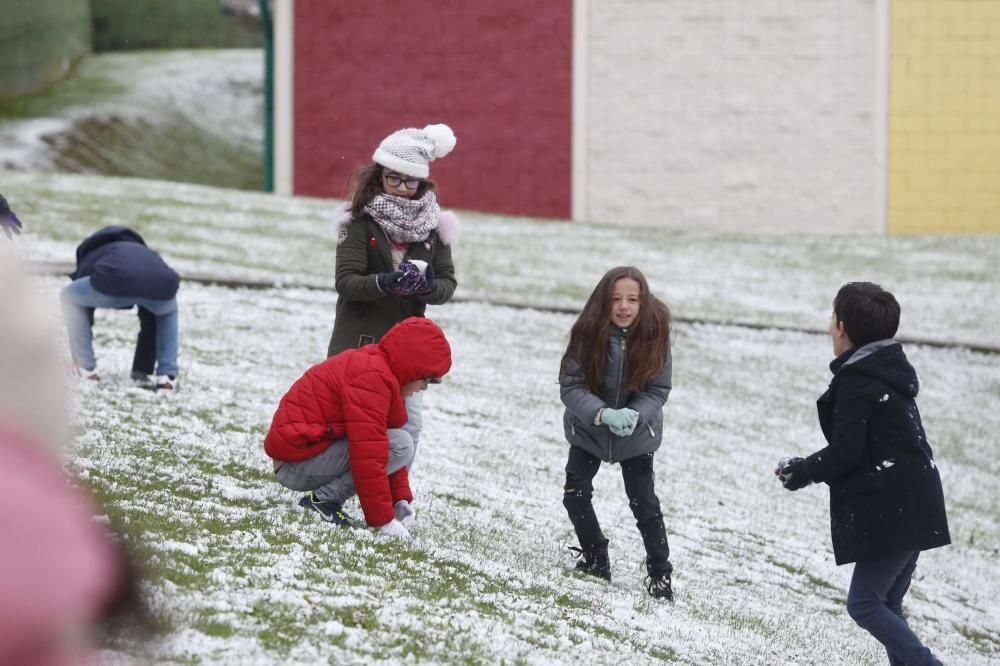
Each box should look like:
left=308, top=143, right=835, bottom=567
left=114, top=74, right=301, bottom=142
left=776, top=282, right=949, bottom=666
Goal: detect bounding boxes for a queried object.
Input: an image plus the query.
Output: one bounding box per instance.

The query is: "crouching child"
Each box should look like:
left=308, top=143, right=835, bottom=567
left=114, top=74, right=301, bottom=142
left=776, top=282, right=949, bottom=665
left=264, top=317, right=451, bottom=538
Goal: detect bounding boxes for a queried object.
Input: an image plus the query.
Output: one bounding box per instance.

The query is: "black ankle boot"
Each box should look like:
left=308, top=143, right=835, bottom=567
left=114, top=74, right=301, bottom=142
left=569, top=539, right=611, bottom=581
left=645, top=573, right=673, bottom=601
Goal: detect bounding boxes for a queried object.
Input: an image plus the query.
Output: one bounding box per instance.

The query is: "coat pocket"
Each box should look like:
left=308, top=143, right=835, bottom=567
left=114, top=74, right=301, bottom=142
left=835, top=470, right=893, bottom=536
left=838, top=471, right=887, bottom=497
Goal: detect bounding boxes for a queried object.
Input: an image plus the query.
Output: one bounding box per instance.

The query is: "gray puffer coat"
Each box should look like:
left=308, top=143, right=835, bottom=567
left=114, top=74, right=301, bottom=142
left=560, top=325, right=672, bottom=463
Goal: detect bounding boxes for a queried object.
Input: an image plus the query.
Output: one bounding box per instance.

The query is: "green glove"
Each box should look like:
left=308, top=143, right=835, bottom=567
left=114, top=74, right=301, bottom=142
left=600, top=408, right=639, bottom=437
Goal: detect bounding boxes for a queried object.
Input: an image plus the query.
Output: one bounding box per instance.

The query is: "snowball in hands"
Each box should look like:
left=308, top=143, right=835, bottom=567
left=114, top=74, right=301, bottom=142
left=379, top=518, right=411, bottom=539
left=407, top=259, right=428, bottom=276
left=774, top=456, right=811, bottom=491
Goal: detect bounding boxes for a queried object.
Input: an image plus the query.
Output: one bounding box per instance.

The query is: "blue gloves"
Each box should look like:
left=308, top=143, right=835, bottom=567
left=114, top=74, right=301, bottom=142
left=0, top=194, right=22, bottom=239
left=600, top=407, right=639, bottom=437
left=376, top=261, right=431, bottom=296
left=775, top=457, right=812, bottom=491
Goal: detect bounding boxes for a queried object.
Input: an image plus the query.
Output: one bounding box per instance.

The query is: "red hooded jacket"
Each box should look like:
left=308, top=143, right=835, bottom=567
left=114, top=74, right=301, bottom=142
left=264, top=317, right=451, bottom=526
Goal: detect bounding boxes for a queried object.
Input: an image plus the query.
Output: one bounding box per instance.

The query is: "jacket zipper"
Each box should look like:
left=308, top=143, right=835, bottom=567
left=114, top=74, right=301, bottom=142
left=608, top=336, right=626, bottom=462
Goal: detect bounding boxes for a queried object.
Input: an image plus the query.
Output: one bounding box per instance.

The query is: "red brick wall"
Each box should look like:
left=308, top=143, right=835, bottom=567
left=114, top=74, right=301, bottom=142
left=293, top=0, right=573, bottom=218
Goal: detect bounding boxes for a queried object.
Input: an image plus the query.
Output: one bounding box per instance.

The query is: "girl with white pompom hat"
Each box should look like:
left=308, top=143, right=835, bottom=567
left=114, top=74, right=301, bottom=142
left=325, top=123, right=460, bottom=478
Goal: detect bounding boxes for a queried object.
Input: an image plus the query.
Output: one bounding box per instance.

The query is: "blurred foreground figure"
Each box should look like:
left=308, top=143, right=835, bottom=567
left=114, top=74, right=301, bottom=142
left=0, top=246, right=150, bottom=664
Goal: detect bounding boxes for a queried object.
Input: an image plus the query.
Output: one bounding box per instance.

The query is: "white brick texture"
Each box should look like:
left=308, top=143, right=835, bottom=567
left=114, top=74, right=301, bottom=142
left=580, top=0, right=881, bottom=232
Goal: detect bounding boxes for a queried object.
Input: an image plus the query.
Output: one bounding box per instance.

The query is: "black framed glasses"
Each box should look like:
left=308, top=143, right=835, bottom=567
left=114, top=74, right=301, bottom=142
left=383, top=173, right=423, bottom=190
left=426, top=377, right=442, bottom=384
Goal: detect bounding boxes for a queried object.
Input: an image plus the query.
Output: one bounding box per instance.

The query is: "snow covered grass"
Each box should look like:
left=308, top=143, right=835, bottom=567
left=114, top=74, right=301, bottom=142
left=4, top=47, right=997, bottom=664
left=5, top=169, right=1000, bottom=349
left=0, top=51, right=262, bottom=189
left=34, top=279, right=998, bottom=665
left=5, top=167, right=995, bottom=663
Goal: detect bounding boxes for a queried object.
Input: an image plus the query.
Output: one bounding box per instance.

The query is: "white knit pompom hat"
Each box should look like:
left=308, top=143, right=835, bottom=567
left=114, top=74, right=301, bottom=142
left=372, top=123, right=457, bottom=178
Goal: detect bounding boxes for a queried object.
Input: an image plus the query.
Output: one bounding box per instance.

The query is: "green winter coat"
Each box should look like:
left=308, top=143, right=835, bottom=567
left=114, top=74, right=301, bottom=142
left=327, top=214, right=457, bottom=357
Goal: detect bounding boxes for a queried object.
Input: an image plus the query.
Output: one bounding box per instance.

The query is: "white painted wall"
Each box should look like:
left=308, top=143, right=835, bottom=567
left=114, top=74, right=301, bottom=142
left=273, top=0, right=294, bottom=196
left=578, top=0, right=883, bottom=233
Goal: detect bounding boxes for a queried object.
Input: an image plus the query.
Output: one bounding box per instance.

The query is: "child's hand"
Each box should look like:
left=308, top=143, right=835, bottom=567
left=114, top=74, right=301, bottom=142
left=417, top=263, right=436, bottom=294
left=394, top=500, right=416, bottom=529
left=376, top=270, right=405, bottom=293
left=0, top=194, right=22, bottom=240
left=378, top=262, right=430, bottom=296
left=378, top=518, right=411, bottom=539
left=775, top=457, right=811, bottom=491
left=601, top=408, right=639, bottom=436
left=610, top=421, right=638, bottom=437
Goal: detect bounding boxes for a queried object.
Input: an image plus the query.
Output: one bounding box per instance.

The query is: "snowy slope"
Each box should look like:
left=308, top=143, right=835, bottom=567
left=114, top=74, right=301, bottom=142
left=5, top=169, right=1000, bottom=350
left=4, top=168, right=995, bottom=663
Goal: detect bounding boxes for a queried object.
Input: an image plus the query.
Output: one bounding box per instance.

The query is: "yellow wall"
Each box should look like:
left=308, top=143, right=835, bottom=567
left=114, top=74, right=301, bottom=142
left=888, top=0, right=1000, bottom=233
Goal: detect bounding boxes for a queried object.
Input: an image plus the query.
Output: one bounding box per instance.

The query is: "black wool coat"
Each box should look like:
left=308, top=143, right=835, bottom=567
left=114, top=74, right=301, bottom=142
left=802, top=340, right=950, bottom=565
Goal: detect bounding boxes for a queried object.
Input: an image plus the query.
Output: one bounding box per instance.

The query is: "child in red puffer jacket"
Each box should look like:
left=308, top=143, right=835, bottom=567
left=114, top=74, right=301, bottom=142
left=265, top=317, right=451, bottom=538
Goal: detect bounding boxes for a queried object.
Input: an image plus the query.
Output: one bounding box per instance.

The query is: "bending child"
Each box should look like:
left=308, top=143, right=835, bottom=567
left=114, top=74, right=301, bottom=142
left=776, top=282, right=949, bottom=665
left=60, top=225, right=181, bottom=389
left=266, top=317, right=451, bottom=539
left=559, top=266, right=675, bottom=600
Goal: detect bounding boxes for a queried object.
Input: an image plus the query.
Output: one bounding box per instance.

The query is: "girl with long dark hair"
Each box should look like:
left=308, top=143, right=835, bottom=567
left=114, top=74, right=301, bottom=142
left=559, top=266, right=675, bottom=600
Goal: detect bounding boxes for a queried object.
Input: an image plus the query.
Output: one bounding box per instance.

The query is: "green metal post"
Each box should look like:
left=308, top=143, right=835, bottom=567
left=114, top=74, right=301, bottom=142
left=259, top=0, right=274, bottom=192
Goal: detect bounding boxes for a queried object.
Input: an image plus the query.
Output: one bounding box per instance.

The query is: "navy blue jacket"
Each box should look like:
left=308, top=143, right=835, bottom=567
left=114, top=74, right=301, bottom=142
left=71, top=226, right=180, bottom=301
left=803, top=340, right=950, bottom=565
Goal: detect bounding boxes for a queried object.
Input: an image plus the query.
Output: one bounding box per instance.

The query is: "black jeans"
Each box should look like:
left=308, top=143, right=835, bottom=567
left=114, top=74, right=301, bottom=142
left=81, top=306, right=158, bottom=376
left=563, top=446, right=672, bottom=576
left=132, top=306, right=157, bottom=375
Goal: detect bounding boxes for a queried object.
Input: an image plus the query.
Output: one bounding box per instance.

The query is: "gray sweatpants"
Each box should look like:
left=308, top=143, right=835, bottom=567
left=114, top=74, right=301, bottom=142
left=403, top=393, right=423, bottom=467
left=275, top=429, right=415, bottom=504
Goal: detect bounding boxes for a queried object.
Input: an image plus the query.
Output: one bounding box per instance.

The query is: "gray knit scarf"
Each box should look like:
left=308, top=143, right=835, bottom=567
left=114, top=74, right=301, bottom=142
left=364, top=191, right=440, bottom=244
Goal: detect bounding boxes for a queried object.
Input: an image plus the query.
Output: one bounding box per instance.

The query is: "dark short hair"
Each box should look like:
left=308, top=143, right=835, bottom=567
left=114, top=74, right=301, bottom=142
left=833, top=282, right=900, bottom=347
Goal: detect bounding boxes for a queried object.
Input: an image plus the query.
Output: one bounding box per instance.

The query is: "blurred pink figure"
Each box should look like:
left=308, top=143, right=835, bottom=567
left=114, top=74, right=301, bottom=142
left=0, top=245, right=127, bottom=665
